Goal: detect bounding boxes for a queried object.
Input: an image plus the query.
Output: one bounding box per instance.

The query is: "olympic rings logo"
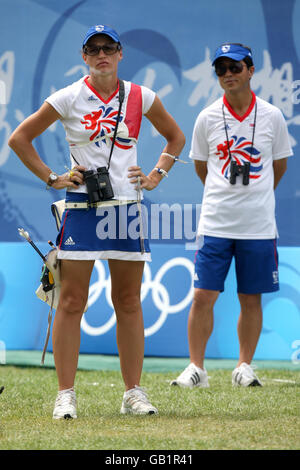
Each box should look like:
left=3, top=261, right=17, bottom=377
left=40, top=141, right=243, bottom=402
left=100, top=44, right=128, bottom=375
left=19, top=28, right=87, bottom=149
left=80, top=257, right=194, bottom=337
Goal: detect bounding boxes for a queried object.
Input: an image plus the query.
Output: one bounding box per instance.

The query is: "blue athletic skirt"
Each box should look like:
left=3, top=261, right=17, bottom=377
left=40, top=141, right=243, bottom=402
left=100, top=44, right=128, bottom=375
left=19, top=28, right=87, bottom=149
left=56, top=193, right=151, bottom=261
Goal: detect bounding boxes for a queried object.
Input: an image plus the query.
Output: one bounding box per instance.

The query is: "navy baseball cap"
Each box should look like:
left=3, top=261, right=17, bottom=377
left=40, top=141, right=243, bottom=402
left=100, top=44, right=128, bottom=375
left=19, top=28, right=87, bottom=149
left=82, top=25, right=121, bottom=47
left=212, top=43, right=252, bottom=65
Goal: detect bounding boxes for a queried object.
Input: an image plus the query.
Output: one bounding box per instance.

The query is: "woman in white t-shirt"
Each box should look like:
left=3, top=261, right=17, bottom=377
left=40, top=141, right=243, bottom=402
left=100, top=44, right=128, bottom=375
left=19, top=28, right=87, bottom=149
left=9, top=24, right=185, bottom=419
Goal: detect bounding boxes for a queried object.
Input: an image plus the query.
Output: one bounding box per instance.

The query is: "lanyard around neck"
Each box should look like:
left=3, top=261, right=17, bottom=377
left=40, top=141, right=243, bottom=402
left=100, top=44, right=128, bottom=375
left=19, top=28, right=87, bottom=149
left=222, top=102, right=257, bottom=161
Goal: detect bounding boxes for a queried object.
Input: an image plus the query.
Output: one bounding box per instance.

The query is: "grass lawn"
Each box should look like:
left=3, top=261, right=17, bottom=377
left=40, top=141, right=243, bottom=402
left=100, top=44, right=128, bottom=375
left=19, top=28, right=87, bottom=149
left=0, top=365, right=299, bottom=450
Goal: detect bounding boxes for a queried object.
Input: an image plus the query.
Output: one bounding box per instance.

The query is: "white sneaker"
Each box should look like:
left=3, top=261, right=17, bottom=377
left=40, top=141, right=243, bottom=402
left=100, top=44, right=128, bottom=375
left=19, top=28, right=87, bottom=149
left=232, top=363, right=262, bottom=387
left=120, top=386, right=158, bottom=415
left=53, top=389, right=77, bottom=419
left=170, top=363, right=209, bottom=388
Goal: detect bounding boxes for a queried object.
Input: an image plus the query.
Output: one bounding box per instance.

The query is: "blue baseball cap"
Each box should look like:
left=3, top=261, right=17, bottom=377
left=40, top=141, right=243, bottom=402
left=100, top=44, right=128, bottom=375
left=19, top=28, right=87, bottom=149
left=212, top=43, right=253, bottom=65
left=82, top=25, right=121, bottom=47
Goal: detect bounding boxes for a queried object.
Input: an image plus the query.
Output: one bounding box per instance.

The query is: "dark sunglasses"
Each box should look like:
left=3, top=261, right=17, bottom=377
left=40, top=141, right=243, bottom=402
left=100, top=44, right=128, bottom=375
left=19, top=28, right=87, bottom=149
left=83, top=43, right=121, bottom=56
left=215, top=62, right=245, bottom=77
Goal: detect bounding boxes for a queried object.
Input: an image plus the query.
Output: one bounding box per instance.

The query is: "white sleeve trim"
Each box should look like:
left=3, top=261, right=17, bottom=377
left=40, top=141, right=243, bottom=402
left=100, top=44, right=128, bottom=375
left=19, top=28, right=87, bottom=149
left=189, top=152, right=208, bottom=161
left=273, top=151, right=294, bottom=160
left=141, top=85, right=156, bottom=114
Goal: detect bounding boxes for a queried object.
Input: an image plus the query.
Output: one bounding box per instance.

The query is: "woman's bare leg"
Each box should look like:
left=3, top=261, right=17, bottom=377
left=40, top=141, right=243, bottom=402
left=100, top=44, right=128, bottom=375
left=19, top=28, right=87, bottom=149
left=108, top=259, right=145, bottom=390
left=52, top=259, right=94, bottom=390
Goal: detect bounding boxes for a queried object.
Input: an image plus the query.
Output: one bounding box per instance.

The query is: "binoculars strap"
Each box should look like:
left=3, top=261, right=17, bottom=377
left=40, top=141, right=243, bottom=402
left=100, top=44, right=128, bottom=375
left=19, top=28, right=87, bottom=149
left=70, top=79, right=126, bottom=164
left=222, top=102, right=257, bottom=165
left=107, top=79, right=125, bottom=171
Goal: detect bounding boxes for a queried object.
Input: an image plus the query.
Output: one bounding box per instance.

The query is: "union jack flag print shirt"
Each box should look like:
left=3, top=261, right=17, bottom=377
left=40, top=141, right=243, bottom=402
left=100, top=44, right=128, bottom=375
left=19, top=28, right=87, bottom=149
left=189, top=93, right=293, bottom=239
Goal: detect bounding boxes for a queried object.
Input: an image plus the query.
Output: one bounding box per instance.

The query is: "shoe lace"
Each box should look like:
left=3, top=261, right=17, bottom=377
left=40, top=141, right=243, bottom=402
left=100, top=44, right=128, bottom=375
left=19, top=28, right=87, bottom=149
left=178, top=363, right=196, bottom=380
left=239, top=363, right=259, bottom=380
left=126, top=386, right=151, bottom=406
left=55, top=390, right=76, bottom=408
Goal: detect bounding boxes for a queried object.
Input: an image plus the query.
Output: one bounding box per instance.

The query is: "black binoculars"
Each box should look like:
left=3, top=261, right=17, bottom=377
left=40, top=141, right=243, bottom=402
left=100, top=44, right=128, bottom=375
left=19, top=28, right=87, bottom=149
left=83, top=167, right=114, bottom=203
left=230, top=160, right=250, bottom=185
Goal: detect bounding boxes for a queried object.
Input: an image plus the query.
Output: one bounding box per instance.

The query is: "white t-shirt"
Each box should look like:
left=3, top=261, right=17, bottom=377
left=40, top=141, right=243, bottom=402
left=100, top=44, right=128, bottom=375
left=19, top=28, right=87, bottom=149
left=46, top=76, right=156, bottom=200
left=189, top=93, right=293, bottom=239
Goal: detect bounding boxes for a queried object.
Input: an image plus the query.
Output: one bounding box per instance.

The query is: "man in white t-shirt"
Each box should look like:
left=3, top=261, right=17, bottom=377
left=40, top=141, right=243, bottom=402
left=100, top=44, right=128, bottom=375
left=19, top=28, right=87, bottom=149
left=9, top=24, right=185, bottom=418
left=171, top=43, right=293, bottom=389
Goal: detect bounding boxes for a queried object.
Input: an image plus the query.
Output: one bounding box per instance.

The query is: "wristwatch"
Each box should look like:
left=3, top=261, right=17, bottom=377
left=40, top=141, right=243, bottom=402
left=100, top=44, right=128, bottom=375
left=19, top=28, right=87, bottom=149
left=46, top=172, right=58, bottom=189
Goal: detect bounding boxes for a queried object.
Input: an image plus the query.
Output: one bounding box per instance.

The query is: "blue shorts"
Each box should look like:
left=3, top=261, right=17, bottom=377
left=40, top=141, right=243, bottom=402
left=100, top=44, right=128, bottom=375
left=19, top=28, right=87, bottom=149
left=194, top=236, right=279, bottom=294
left=57, top=193, right=151, bottom=261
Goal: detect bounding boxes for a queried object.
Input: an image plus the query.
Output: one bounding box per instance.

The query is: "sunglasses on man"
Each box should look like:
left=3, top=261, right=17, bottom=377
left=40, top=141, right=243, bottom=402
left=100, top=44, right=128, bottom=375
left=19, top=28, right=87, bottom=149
left=83, top=43, right=121, bottom=56
left=215, top=61, right=246, bottom=77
